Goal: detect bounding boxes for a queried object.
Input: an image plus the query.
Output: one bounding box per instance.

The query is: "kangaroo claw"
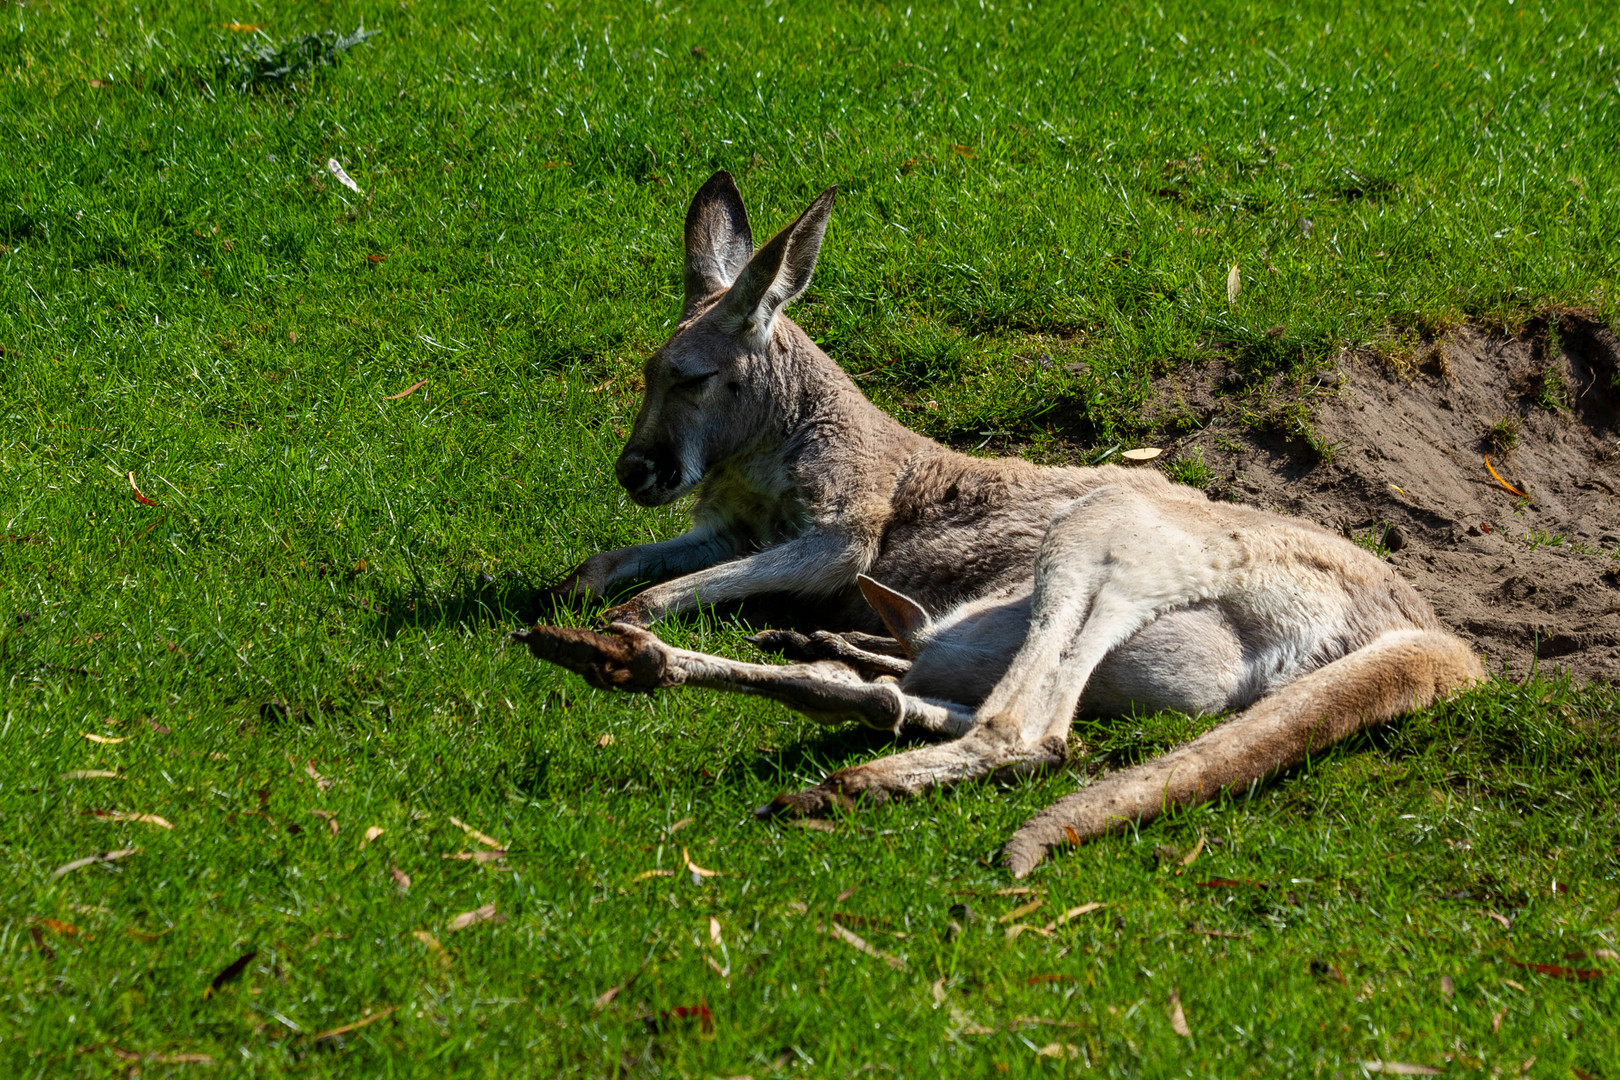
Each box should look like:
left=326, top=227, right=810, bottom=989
left=508, top=623, right=673, bottom=692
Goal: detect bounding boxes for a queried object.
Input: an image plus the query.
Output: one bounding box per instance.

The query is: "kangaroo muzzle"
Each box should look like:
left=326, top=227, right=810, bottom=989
left=615, top=444, right=685, bottom=506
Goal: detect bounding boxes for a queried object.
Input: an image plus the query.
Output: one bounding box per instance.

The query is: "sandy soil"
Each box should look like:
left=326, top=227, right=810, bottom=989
left=1153, top=313, right=1620, bottom=684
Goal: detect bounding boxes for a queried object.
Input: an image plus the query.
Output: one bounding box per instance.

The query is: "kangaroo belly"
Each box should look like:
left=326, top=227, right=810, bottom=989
left=1080, top=604, right=1250, bottom=717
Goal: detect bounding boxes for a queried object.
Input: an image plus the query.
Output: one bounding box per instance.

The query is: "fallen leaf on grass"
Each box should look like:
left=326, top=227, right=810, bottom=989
left=52, top=847, right=138, bottom=879
left=827, top=921, right=903, bottom=969
left=790, top=818, right=837, bottom=832
left=1508, top=959, right=1603, bottom=981
left=442, top=850, right=506, bottom=864
left=411, top=930, right=452, bottom=968
left=150, top=1052, right=215, bottom=1065
left=447, top=903, right=504, bottom=932
left=391, top=867, right=411, bottom=892
left=385, top=379, right=427, bottom=400
left=325, top=158, right=362, bottom=195
left=448, top=815, right=502, bottom=849
left=1501, top=978, right=1527, bottom=992
left=309, top=809, right=339, bottom=836
left=947, top=1003, right=995, bottom=1036
left=931, top=977, right=947, bottom=1004
left=836, top=886, right=858, bottom=903
left=61, top=770, right=121, bottom=781
left=1036, top=1043, right=1080, bottom=1060
left=221, top=22, right=264, bottom=31
left=998, top=898, right=1044, bottom=924
left=1168, top=989, right=1191, bottom=1037
left=127, top=925, right=172, bottom=943
left=664, top=817, right=694, bottom=837
left=363, top=826, right=384, bottom=845
left=1026, top=974, right=1074, bottom=985
left=1226, top=264, right=1241, bottom=304
left=366, top=253, right=387, bottom=263
left=128, top=472, right=157, bottom=506
left=1180, top=834, right=1206, bottom=866
left=1044, top=902, right=1104, bottom=930
left=32, top=917, right=77, bottom=937
left=312, top=1005, right=398, bottom=1045
left=303, top=760, right=332, bottom=792
left=203, top=950, right=257, bottom=1000
left=645, top=1001, right=714, bottom=1034
left=82, top=733, right=126, bottom=745
left=683, top=846, right=718, bottom=878
left=635, top=869, right=675, bottom=880
left=991, top=887, right=1034, bottom=897
left=1486, top=911, right=1512, bottom=929
left=89, top=810, right=172, bottom=829
left=1361, top=1063, right=1442, bottom=1076
left=1196, top=877, right=1269, bottom=889
left=1440, top=975, right=1454, bottom=999
left=1121, top=447, right=1162, bottom=462
left=87, top=78, right=111, bottom=88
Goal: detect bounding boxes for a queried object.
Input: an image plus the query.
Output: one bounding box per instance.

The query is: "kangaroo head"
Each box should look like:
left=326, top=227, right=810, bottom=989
left=614, top=171, right=837, bottom=506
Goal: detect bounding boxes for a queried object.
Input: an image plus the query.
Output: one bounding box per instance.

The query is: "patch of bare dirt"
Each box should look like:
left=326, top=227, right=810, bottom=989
left=1155, top=313, right=1620, bottom=684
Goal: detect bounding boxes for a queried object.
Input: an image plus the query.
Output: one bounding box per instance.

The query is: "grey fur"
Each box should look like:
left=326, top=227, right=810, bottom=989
left=528, top=173, right=1485, bottom=876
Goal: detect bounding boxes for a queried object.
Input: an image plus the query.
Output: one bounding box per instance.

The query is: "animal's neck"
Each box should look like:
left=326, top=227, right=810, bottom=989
left=776, top=323, right=933, bottom=452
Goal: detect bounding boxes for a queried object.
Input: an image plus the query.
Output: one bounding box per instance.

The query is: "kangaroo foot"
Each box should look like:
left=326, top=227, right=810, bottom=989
left=508, top=623, right=674, bottom=691
left=756, top=732, right=1066, bottom=822
left=746, top=629, right=910, bottom=677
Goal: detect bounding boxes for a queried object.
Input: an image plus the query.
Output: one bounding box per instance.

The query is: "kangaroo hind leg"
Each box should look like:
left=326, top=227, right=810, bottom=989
left=1002, top=628, right=1484, bottom=878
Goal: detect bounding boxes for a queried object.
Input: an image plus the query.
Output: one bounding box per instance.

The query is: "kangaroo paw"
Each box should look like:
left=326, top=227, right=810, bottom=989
left=508, top=623, right=675, bottom=692
left=745, top=629, right=816, bottom=660
left=754, top=778, right=867, bottom=820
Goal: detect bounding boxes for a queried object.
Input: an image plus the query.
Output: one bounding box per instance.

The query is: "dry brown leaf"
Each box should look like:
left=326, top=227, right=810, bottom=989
left=635, top=869, right=675, bottom=880
left=991, top=887, right=1034, bottom=897
left=203, top=949, right=257, bottom=999
left=709, top=917, right=724, bottom=946
left=448, top=815, right=502, bottom=849
left=1036, top=1043, right=1080, bottom=1059
left=1486, top=911, right=1512, bottom=929
left=594, top=984, right=624, bottom=1010
left=1004, top=923, right=1052, bottom=940
left=1168, top=989, right=1191, bottom=1037
left=998, top=898, right=1045, bottom=924
left=363, top=826, right=384, bottom=845
left=312, top=1005, right=398, bottom=1043
left=411, top=930, right=451, bottom=967
left=1440, top=975, right=1454, bottom=999
left=128, top=472, right=157, bottom=506
left=836, top=886, right=858, bottom=903
left=391, top=867, right=411, bottom=892
left=303, top=760, right=332, bottom=792
left=683, top=846, right=718, bottom=878
left=828, top=921, right=903, bottom=969
left=1361, top=1063, right=1442, bottom=1076
left=91, top=810, right=172, bottom=830
left=1226, top=263, right=1241, bottom=304
left=82, top=733, right=127, bottom=745
left=127, top=925, right=172, bottom=943
left=931, top=977, right=947, bottom=1005
left=1043, top=902, right=1105, bottom=931
left=309, top=809, right=339, bottom=836
left=446, top=903, right=503, bottom=932
left=385, top=379, right=427, bottom=400
left=151, top=1053, right=215, bottom=1065
left=442, top=850, right=506, bottom=864
left=52, top=847, right=139, bottom=880
left=665, top=817, right=694, bottom=836
left=32, top=917, right=77, bottom=937
left=1501, top=978, right=1527, bottom=992
left=1121, top=447, right=1163, bottom=462
left=595, top=732, right=616, bottom=747
left=61, top=770, right=121, bottom=780
left=1180, top=834, right=1206, bottom=866
left=948, top=1003, right=994, bottom=1036
left=790, top=818, right=837, bottom=832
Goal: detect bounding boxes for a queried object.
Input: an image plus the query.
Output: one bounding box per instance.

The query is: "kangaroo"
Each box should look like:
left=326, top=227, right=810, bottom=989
left=521, top=171, right=1485, bottom=877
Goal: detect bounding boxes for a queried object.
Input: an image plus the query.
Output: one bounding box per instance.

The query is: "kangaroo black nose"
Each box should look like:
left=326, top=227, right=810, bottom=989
left=615, top=452, right=650, bottom=493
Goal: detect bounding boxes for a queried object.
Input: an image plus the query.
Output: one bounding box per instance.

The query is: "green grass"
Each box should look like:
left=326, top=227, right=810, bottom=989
left=3, top=0, right=1619, bottom=1075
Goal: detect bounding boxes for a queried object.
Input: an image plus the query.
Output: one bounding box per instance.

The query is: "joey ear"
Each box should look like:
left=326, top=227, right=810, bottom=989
left=682, top=170, right=753, bottom=317
left=717, top=184, right=837, bottom=340
left=857, top=574, right=930, bottom=657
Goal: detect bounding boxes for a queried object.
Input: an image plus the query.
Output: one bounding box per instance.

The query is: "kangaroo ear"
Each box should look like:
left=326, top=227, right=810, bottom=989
left=717, top=185, right=837, bottom=341
left=683, top=170, right=753, bottom=317
left=857, top=574, right=930, bottom=658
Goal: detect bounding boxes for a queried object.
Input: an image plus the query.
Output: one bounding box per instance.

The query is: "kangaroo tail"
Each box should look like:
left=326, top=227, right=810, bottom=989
left=1002, top=628, right=1485, bottom=878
